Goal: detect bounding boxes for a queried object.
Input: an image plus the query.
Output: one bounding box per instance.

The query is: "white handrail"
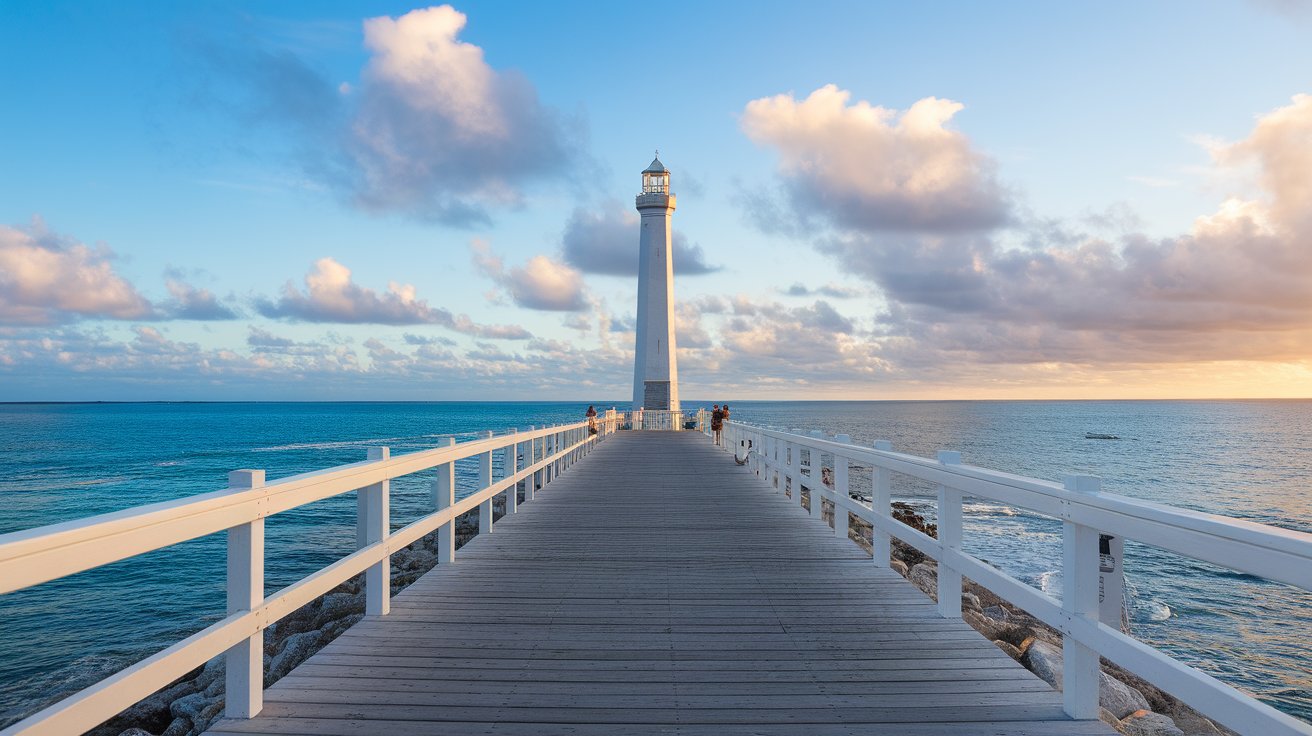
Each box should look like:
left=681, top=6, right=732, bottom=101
left=722, top=420, right=1312, bottom=736
left=0, top=418, right=615, bottom=736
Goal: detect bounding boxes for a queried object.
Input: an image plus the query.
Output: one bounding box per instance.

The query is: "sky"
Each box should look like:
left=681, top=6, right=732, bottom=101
left=1, top=0, right=1311, bottom=401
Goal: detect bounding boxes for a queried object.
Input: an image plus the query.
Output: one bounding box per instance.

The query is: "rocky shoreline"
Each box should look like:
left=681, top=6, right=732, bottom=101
left=92, top=497, right=512, bottom=736
left=88, top=484, right=1233, bottom=736
left=812, top=492, right=1237, bottom=736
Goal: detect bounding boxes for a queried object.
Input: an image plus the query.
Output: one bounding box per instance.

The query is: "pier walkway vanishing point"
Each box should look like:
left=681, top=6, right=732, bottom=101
left=207, top=432, right=1109, bottom=736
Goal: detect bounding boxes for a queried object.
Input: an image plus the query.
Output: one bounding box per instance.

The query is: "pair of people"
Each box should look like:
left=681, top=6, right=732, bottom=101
left=585, top=405, right=598, bottom=435
left=710, top=403, right=730, bottom=445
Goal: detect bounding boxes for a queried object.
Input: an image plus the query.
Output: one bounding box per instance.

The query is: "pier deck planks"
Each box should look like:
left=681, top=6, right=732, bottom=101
left=208, top=431, right=1111, bottom=735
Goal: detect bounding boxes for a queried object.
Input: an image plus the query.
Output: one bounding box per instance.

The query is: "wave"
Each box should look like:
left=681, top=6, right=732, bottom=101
left=1140, top=599, right=1172, bottom=622
left=253, top=436, right=419, bottom=452
left=0, top=477, right=129, bottom=493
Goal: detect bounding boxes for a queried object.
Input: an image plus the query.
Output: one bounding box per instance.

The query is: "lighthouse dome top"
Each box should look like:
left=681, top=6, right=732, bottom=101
left=642, top=155, right=668, bottom=174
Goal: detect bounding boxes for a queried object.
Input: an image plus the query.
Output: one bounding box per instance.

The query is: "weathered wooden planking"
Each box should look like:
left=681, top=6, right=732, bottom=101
left=208, top=432, right=1111, bottom=735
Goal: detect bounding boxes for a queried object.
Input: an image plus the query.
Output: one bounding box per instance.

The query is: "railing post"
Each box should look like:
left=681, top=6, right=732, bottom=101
left=505, top=430, right=518, bottom=515
left=528, top=425, right=538, bottom=499
left=1063, top=474, right=1103, bottom=720
left=225, top=469, right=265, bottom=720
left=936, top=451, right=963, bottom=619
left=770, top=434, right=780, bottom=490
left=833, top=434, right=851, bottom=541
left=791, top=430, right=805, bottom=507
left=479, top=430, right=493, bottom=535
left=433, top=437, right=455, bottom=564
left=871, top=440, right=893, bottom=567
left=808, top=430, right=825, bottom=521
left=357, top=447, right=390, bottom=617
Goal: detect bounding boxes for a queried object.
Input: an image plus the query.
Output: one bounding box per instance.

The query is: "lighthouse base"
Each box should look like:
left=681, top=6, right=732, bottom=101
left=643, top=381, right=674, bottom=410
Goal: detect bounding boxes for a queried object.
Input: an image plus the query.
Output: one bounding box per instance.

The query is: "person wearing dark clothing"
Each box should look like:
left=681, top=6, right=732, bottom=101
left=711, top=404, right=724, bottom=446
left=586, top=405, right=598, bottom=435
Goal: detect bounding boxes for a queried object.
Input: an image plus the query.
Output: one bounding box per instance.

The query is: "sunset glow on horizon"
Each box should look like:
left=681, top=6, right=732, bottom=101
left=2, top=2, right=1310, bottom=401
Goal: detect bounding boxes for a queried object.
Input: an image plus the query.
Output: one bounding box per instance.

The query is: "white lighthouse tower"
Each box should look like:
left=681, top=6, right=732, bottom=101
left=632, top=154, right=679, bottom=411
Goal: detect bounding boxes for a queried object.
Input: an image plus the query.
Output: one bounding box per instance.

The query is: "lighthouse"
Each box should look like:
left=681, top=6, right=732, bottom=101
left=632, top=154, right=679, bottom=411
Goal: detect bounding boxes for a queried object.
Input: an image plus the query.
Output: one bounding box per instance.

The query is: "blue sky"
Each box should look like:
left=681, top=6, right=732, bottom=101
left=2, top=1, right=1311, bottom=400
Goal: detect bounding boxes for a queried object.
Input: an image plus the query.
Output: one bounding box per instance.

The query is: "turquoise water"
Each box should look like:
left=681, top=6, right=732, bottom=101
left=1, top=400, right=1309, bottom=727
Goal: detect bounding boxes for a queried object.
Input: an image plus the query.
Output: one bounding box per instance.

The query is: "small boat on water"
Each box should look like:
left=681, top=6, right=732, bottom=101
left=1085, top=432, right=1120, bottom=440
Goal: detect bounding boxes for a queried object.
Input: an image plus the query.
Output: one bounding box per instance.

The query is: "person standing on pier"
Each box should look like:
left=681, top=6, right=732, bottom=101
left=711, top=404, right=724, bottom=446
left=586, top=405, right=598, bottom=435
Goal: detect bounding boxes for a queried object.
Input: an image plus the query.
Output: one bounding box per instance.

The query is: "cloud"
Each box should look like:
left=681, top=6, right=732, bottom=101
left=813, top=94, right=1312, bottom=366
left=163, top=278, right=240, bottom=320
left=559, top=204, right=718, bottom=276
left=0, top=220, right=156, bottom=325
left=257, top=256, right=533, bottom=337
left=741, top=85, right=1010, bottom=233
left=472, top=241, right=588, bottom=311
left=194, top=6, right=581, bottom=225
left=346, top=6, right=580, bottom=223
left=783, top=282, right=862, bottom=299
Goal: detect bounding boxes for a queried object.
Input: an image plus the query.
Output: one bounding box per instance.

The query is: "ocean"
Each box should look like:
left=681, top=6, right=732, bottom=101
left=0, top=400, right=1309, bottom=728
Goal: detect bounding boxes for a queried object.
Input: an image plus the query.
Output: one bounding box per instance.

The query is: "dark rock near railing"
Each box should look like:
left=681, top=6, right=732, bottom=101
left=843, top=504, right=1236, bottom=736
left=100, top=491, right=515, bottom=736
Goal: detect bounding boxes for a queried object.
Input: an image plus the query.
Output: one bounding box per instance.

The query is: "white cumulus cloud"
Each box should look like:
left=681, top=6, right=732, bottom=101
left=472, top=241, right=588, bottom=312
left=741, top=85, right=1010, bottom=232
left=0, top=221, right=155, bottom=325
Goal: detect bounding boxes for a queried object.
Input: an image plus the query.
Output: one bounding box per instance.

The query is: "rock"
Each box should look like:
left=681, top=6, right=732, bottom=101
left=963, top=608, right=1022, bottom=643
left=889, top=560, right=909, bottom=577
left=404, top=549, right=437, bottom=571
left=1100, top=707, right=1121, bottom=729
left=312, top=591, right=364, bottom=629
left=1102, top=672, right=1152, bottom=719
left=982, top=604, right=1010, bottom=622
left=908, top=562, right=938, bottom=598
left=169, top=691, right=211, bottom=722
left=1164, top=708, right=1227, bottom=736
left=203, top=674, right=224, bottom=698
left=195, top=656, right=224, bottom=691
left=961, top=591, right=982, bottom=611
left=1020, top=641, right=1150, bottom=719
left=1119, top=709, right=1185, bottom=736
left=116, top=729, right=154, bottom=736
left=268, top=629, right=325, bottom=681
left=993, top=639, right=1023, bottom=661
left=1021, top=639, right=1064, bottom=689
left=319, top=612, right=364, bottom=641
left=193, top=699, right=226, bottom=734
left=160, top=716, right=192, bottom=736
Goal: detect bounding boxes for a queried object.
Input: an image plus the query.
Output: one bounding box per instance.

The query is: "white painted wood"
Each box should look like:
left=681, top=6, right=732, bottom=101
left=433, top=438, right=455, bottom=565
left=226, top=469, right=265, bottom=720
left=479, top=430, right=493, bottom=535
left=506, top=430, right=518, bottom=515
left=936, top=451, right=963, bottom=619
left=1063, top=475, right=1101, bottom=720
left=871, top=440, right=892, bottom=567
left=834, top=434, right=851, bottom=541
left=362, top=447, right=390, bottom=618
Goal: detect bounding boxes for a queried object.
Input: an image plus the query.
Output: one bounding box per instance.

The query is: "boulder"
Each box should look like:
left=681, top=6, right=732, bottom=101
left=192, top=699, right=226, bottom=735
left=169, top=691, right=211, bottom=722
left=1020, top=640, right=1150, bottom=719
left=268, top=629, right=325, bottom=681
left=1119, top=710, right=1185, bottom=736
left=961, top=592, right=982, bottom=611
left=908, top=562, right=938, bottom=598
left=320, top=612, right=364, bottom=642
left=993, top=639, right=1023, bottom=661
left=311, top=591, right=364, bottom=629
left=116, top=730, right=154, bottom=736
left=889, top=560, right=909, bottom=577
left=160, top=716, right=192, bottom=736
left=982, top=604, right=1010, bottom=622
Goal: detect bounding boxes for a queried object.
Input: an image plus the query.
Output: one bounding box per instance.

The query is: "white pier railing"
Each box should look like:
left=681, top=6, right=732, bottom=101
left=715, top=420, right=1312, bottom=736
left=0, top=418, right=617, bottom=736
left=618, top=409, right=690, bottom=431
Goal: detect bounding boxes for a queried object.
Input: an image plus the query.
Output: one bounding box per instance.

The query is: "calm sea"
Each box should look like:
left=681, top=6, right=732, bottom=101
left=0, top=400, right=1309, bottom=728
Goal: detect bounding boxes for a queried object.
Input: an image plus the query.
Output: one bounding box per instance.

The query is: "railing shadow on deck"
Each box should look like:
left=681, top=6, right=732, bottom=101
left=704, top=418, right=1312, bottom=736
left=0, top=412, right=625, bottom=735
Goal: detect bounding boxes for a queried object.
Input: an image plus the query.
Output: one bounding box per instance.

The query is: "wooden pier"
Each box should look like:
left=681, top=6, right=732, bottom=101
left=208, top=431, right=1110, bottom=736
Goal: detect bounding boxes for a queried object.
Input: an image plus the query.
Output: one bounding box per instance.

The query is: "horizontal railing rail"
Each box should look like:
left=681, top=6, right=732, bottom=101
left=718, top=420, right=1312, bottom=736
left=0, top=415, right=620, bottom=736
left=617, top=409, right=687, bottom=431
